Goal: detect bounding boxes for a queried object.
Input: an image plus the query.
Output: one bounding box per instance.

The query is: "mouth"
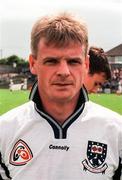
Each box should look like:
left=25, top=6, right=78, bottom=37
left=52, top=82, right=73, bottom=86
left=51, top=82, right=73, bottom=89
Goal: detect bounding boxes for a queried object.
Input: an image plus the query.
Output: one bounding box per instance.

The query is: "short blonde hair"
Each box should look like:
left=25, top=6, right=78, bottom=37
left=31, top=13, right=88, bottom=57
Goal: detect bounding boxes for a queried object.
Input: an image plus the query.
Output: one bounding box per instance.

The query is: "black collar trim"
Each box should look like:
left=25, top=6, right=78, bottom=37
left=30, top=82, right=88, bottom=139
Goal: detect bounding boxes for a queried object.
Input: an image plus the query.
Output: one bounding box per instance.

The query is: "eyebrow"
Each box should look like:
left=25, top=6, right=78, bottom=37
left=42, top=56, right=83, bottom=61
left=66, top=57, right=82, bottom=61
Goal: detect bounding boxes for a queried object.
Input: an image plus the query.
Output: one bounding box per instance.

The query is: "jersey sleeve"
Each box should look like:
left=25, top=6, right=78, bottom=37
left=112, top=157, right=122, bottom=180
left=0, top=152, right=11, bottom=179
left=113, top=116, right=122, bottom=180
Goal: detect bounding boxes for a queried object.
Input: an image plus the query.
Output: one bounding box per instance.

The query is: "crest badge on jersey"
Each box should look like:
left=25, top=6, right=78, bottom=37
left=9, top=139, right=33, bottom=166
left=82, top=140, right=108, bottom=174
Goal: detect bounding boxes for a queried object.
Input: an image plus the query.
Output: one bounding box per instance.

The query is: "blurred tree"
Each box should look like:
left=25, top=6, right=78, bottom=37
left=0, top=55, right=28, bottom=67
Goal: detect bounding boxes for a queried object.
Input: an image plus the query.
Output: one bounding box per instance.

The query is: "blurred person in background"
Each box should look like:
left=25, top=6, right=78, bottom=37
left=84, top=46, right=111, bottom=93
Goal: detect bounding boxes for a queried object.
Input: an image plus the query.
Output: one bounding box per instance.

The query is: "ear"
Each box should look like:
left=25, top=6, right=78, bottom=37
left=85, top=55, right=89, bottom=74
left=29, top=54, right=37, bottom=75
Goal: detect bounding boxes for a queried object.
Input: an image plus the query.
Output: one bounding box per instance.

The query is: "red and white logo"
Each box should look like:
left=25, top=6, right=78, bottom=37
left=9, top=139, right=33, bottom=166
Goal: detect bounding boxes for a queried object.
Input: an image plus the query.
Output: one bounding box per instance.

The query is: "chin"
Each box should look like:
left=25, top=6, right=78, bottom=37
left=53, top=95, right=73, bottom=103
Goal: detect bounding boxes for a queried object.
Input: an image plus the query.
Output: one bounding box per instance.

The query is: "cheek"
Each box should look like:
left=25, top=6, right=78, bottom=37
left=80, top=69, right=86, bottom=81
left=38, top=69, right=54, bottom=84
left=38, top=74, right=48, bottom=90
left=75, top=69, right=85, bottom=84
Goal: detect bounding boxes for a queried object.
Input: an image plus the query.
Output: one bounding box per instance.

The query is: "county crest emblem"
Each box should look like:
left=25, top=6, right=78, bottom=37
left=82, top=140, right=108, bottom=174
left=9, top=139, right=33, bottom=166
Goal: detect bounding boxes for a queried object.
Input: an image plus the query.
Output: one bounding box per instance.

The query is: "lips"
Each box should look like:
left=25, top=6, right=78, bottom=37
left=52, top=82, right=73, bottom=86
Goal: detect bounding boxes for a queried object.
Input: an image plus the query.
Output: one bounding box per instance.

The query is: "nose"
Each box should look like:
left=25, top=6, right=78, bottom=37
left=56, top=61, right=70, bottom=77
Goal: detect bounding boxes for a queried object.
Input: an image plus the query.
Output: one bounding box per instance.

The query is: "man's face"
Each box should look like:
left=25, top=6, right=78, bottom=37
left=84, top=73, right=106, bottom=93
left=29, top=39, right=89, bottom=103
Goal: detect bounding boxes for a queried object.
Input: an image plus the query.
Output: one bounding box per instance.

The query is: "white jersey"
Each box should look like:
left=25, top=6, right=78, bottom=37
left=0, top=83, right=122, bottom=180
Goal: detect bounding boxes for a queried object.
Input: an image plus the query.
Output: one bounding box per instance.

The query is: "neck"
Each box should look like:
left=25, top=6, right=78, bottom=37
left=40, top=95, right=79, bottom=125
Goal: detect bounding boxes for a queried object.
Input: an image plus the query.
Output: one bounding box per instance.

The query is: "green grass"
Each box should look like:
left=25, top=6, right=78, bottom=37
left=0, top=89, right=29, bottom=115
left=89, top=93, right=122, bottom=115
left=0, top=89, right=122, bottom=115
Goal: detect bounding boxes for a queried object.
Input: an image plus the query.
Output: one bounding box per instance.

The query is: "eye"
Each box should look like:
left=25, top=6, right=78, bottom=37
left=68, top=59, right=82, bottom=65
left=43, top=58, right=58, bottom=65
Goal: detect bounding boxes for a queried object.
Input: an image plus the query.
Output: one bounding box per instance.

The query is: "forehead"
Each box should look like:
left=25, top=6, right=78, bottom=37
left=37, top=38, right=85, bottom=57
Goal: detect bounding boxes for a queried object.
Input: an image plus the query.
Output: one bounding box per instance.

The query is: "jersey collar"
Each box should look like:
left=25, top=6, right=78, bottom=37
left=29, top=81, right=89, bottom=139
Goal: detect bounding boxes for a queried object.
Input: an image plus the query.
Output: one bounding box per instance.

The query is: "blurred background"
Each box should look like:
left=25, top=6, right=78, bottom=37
left=0, top=0, right=122, bottom=58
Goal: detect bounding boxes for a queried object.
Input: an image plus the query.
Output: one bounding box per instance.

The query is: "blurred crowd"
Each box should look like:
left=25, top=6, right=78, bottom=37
left=102, top=67, right=122, bottom=93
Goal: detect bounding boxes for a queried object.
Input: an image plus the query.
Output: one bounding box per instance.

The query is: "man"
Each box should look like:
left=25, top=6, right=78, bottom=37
left=0, top=13, right=122, bottom=180
left=84, top=46, right=111, bottom=93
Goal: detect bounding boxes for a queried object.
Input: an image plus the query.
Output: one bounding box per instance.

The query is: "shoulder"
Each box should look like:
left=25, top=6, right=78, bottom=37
left=0, top=101, right=35, bottom=131
left=84, top=100, right=122, bottom=124
left=1, top=101, right=34, bottom=117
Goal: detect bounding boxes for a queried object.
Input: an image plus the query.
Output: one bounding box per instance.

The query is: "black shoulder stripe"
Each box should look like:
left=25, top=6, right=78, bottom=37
left=113, top=157, right=122, bottom=180
left=0, top=174, right=4, bottom=180
left=0, top=152, right=11, bottom=179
